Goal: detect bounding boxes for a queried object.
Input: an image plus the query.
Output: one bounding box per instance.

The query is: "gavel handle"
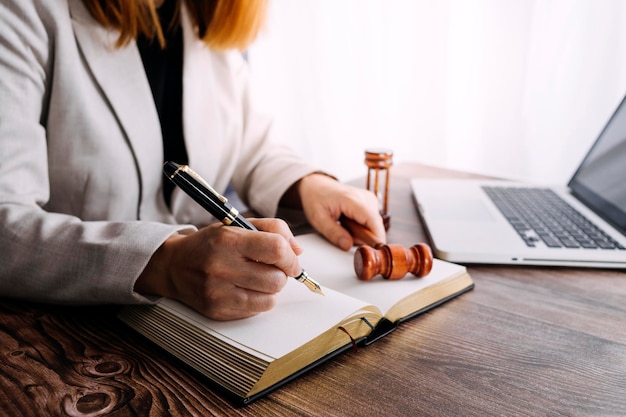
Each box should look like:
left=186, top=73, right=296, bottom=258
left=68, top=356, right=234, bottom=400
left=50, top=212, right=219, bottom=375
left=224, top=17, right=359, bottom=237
left=339, top=216, right=382, bottom=248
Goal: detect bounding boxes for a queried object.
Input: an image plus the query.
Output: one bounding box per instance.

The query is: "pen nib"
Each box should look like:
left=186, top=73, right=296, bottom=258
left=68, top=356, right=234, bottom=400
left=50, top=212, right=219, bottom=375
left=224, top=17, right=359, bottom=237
left=295, top=270, right=324, bottom=296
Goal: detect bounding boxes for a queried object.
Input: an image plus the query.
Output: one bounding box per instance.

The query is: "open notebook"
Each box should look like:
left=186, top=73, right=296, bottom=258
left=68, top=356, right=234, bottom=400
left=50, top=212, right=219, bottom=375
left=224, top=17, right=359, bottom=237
left=119, top=233, right=473, bottom=404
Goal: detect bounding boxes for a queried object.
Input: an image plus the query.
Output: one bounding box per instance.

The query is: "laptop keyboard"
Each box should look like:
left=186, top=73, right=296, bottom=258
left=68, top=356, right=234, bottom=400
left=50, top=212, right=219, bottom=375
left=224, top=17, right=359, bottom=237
left=482, top=186, right=625, bottom=250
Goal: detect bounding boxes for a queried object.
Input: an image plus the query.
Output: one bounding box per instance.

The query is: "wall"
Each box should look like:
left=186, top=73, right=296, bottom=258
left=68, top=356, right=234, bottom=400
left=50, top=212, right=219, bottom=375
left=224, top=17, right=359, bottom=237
left=247, top=0, right=626, bottom=183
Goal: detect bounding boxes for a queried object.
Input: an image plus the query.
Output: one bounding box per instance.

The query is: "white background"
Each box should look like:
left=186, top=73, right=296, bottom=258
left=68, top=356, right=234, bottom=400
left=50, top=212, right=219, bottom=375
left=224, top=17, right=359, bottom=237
left=247, top=0, right=626, bottom=183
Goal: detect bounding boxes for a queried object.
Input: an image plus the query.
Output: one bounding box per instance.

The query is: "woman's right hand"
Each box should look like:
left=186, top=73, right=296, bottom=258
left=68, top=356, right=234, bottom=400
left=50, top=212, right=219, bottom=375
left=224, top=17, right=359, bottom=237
left=135, top=218, right=303, bottom=320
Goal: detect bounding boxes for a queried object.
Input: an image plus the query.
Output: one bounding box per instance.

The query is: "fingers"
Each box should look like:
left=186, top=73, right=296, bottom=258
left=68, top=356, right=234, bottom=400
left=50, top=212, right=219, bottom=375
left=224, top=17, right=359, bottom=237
left=312, top=214, right=354, bottom=251
left=249, top=218, right=304, bottom=256
left=339, top=194, right=387, bottom=246
left=189, top=276, right=287, bottom=320
left=244, top=218, right=303, bottom=276
left=340, top=186, right=387, bottom=244
left=160, top=219, right=302, bottom=321
left=299, top=175, right=387, bottom=251
left=181, top=254, right=288, bottom=321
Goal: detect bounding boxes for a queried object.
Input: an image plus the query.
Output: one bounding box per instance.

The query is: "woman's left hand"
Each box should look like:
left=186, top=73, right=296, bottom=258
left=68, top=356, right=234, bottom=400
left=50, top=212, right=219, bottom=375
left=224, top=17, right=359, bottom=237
left=298, top=174, right=386, bottom=250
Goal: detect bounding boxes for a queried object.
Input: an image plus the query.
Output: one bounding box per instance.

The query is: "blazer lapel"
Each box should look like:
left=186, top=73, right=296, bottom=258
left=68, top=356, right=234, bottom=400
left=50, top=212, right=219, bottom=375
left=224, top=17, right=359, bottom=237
left=68, top=0, right=164, bottom=218
left=69, top=0, right=163, bottom=185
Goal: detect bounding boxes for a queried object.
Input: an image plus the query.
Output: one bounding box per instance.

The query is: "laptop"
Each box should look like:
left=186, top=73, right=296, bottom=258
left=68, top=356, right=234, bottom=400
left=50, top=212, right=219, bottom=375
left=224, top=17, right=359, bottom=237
left=411, top=94, right=626, bottom=269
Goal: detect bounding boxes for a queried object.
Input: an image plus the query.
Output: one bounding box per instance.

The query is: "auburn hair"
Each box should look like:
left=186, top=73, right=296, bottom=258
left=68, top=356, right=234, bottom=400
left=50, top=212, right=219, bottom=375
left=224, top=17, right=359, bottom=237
left=82, top=0, right=267, bottom=50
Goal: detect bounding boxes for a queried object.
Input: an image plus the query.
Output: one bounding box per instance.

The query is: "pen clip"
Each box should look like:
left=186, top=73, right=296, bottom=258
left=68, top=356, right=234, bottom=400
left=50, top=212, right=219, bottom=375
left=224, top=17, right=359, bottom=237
left=179, top=165, right=228, bottom=204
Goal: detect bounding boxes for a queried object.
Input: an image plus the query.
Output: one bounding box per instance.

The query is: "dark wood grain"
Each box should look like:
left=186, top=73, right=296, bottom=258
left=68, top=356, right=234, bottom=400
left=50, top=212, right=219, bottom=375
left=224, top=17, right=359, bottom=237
left=1, top=162, right=625, bottom=416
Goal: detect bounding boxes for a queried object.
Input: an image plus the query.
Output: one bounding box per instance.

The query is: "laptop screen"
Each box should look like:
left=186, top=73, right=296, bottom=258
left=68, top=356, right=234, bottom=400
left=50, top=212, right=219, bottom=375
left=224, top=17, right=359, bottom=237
left=569, top=94, right=626, bottom=236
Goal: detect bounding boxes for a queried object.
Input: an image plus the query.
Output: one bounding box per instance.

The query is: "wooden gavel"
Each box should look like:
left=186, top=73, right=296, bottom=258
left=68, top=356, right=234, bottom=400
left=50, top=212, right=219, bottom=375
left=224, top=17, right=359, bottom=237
left=340, top=217, right=433, bottom=281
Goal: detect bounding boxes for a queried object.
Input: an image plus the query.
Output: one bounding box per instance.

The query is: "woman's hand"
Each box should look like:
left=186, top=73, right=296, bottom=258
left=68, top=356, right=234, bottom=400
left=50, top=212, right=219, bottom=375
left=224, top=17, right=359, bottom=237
left=135, top=218, right=303, bottom=320
left=298, top=174, right=386, bottom=251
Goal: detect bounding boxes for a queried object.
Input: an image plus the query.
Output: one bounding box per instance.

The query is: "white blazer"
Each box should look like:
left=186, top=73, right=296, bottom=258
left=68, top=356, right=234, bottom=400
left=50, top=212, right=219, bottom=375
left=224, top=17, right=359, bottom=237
left=0, top=0, right=318, bottom=304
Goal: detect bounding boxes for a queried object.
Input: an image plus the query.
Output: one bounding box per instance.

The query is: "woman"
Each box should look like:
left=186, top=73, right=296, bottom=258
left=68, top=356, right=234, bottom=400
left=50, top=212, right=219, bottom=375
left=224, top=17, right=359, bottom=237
left=0, top=0, right=385, bottom=320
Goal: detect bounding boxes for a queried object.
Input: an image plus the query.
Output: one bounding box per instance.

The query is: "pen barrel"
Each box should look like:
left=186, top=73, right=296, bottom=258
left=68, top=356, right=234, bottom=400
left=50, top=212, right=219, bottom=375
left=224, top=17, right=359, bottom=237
left=174, top=174, right=224, bottom=217
left=230, top=214, right=256, bottom=230
left=163, top=162, right=257, bottom=231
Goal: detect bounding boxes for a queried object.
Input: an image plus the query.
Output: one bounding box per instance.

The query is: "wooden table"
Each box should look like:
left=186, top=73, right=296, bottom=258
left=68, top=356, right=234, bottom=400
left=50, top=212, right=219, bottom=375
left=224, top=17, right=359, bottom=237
left=2, top=163, right=626, bottom=416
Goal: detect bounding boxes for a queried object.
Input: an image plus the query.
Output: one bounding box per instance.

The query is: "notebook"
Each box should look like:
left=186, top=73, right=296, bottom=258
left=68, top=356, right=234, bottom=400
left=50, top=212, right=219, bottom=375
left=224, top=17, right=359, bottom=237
left=411, top=93, right=626, bottom=269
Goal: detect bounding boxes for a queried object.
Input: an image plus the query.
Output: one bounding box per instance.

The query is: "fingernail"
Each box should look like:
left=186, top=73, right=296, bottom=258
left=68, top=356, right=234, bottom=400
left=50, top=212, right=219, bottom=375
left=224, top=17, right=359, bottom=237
left=289, top=237, right=303, bottom=254
left=289, top=236, right=301, bottom=248
left=338, top=237, right=352, bottom=250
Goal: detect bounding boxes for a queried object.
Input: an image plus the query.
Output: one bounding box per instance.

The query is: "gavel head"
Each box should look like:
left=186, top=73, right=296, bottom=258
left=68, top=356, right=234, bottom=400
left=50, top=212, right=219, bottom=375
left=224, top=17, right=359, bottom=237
left=353, top=243, right=433, bottom=281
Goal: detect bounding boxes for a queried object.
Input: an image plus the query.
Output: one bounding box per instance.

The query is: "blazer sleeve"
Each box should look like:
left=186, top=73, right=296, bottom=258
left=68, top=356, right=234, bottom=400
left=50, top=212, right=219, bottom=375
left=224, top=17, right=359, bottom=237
left=224, top=53, right=322, bottom=218
left=0, top=1, right=191, bottom=305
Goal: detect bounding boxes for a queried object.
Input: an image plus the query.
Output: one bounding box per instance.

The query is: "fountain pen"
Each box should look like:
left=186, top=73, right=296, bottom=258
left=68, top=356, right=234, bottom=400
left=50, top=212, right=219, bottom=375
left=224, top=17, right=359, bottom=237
left=163, top=161, right=324, bottom=295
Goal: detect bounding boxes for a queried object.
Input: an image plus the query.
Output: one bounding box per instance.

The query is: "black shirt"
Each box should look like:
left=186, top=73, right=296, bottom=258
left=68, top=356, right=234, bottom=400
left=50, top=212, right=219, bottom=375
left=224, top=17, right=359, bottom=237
left=137, top=0, right=188, bottom=207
